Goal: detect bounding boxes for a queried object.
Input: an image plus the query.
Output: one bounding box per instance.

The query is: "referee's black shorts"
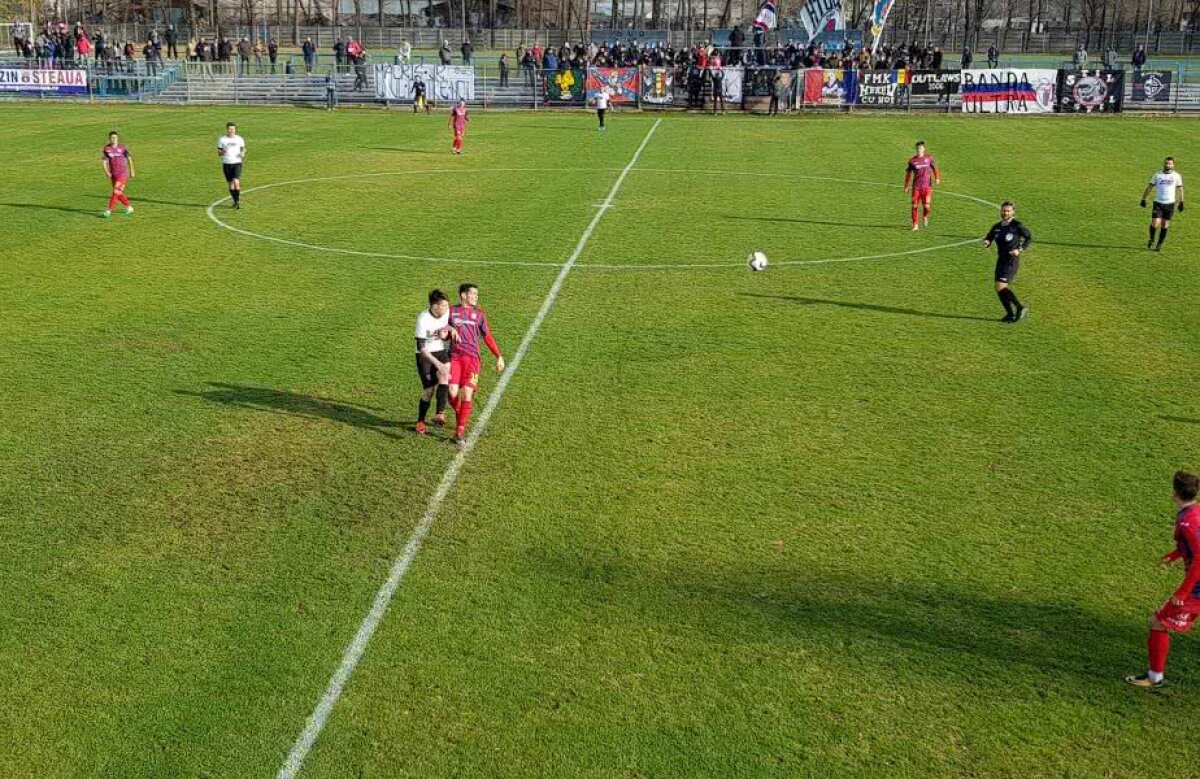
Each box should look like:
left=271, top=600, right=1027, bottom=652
left=416, top=349, right=450, bottom=389
left=223, top=163, right=243, bottom=183
left=995, top=256, right=1019, bottom=283
left=1152, top=201, right=1176, bottom=220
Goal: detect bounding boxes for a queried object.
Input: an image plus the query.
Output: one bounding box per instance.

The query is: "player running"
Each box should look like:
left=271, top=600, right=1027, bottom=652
left=217, top=122, right=247, bottom=209
left=100, top=130, right=134, bottom=218
left=1126, top=471, right=1200, bottom=689
left=903, top=140, right=940, bottom=231
left=1141, top=156, right=1184, bottom=251
left=982, top=201, right=1032, bottom=323
left=449, top=100, right=468, bottom=155
left=414, top=289, right=452, bottom=435
left=446, top=283, right=505, bottom=445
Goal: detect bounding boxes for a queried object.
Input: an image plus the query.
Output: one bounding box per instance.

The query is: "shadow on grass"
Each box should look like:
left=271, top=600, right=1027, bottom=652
left=525, top=552, right=1155, bottom=691
left=725, top=214, right=977, bottom=237
left=365, top=146, right=441, bottom=154
left=176, top=382, right=402, bottom=438
left=1160, top=415, right=1200, bottom=426
left=0, top=202, right=100, bottom=216
left=739, top=293, right=995, bottom=323
left=88, top=195, right=209, bottom=208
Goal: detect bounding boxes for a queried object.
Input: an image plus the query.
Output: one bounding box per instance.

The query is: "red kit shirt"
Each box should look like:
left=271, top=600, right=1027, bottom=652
left=448, top=304, right=491, bottom=359
left=905, top=154, right=938, bottom=190
left=1170, top=504, right=1200, bottom=600
left=103, top=144, right=131, bottom=180
left=451, top=105, right=468, bottom=134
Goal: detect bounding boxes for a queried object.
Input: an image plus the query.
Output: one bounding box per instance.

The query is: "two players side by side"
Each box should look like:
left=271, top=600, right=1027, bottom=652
left=413, top=283, right=505, bottom=445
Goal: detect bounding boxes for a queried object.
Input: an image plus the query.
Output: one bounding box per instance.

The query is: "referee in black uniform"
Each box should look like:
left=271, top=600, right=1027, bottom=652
left=982, top=201, right=1032, bottom=323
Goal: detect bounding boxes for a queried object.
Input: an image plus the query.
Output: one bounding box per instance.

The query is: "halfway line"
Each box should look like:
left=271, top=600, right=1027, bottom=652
left=277, top=117, right=662, bottom=779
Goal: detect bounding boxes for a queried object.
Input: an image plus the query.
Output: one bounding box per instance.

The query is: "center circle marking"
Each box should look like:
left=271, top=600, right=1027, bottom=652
left=205, top=168, right=998, bottom=271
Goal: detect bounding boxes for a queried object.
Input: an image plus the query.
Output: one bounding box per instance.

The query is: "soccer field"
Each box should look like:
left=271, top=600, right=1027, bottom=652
left=3, top=104, right=1200, bottom=777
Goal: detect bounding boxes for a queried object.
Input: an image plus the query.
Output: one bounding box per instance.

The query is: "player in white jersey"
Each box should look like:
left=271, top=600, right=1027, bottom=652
left=414, top=289, right=452, bottom=435
left=593, top=87, right=610, bottom=132
left=1141, top=156, right=1184, bottom=251
left=217, top=122, right=247, bottom=209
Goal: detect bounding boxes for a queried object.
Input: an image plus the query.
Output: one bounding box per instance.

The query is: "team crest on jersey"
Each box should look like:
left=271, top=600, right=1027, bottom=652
left=1005, top=232, right=1014, bottom=241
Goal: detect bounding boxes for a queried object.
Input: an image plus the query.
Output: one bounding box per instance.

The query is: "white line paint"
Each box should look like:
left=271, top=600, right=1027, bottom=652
left=207, top=168, right=995, bottom=272
left=277, top=118, right=662, bottom=779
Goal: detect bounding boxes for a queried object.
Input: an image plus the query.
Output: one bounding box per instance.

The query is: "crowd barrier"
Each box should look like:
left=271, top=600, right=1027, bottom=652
left=1, top=60, right=1196, bottom=113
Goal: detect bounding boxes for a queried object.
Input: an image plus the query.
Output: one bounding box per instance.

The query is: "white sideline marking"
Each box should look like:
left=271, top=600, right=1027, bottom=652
left=277, top=118, right=662, bottom=779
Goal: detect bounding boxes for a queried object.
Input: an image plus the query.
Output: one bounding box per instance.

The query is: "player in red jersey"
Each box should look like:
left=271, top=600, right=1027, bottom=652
left=100, top=130, right=135, bottom=218
left=1126, top=471, right=1200, bottom=689
left=449, top=100, right=469, bottom=155
left=903, top=140, right=940, bottom=231
left=446, top=283, right=504, bottom=444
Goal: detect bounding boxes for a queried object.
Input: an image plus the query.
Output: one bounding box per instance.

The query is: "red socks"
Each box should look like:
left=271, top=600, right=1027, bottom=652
left=456, top=400, right=473, bottom=432
left=1149, top=629, right=1171, bottom=674
left=108, top=193, right=130, bottom=210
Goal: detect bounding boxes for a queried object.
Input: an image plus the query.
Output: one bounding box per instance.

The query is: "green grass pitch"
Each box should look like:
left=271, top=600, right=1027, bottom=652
left=2, top=103, right=1200, bottom=777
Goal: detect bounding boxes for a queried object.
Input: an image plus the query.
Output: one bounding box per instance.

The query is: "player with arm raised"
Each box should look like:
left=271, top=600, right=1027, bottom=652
left=101, top=130, right=134, bottom=218
left=904, top=140, right=940, bottom=231
left=414, top=289, right=452, bottom=435
left=1141, top=156, right=1184, bottom=251
left=446, top=283, right=505, bottom=445
left=217, top=122, right=246, bottom=209
left=982, top=201, right=1032, bottom=323
left=1126, top=471, right=1200, bottom=689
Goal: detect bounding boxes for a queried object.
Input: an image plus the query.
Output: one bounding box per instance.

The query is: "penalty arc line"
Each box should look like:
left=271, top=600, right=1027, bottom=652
left=276, top=117, right=663, bottom=779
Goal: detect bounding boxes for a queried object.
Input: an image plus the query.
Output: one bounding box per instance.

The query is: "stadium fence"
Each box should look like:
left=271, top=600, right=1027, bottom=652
left=2, top=58, right=1199, bottom=114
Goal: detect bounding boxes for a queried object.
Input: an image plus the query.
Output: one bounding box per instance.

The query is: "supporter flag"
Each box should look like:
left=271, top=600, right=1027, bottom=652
left=869, top=0, right=895, bottom=54
left=800, top=0, right=843, bottom=44
left=803, top=67, right=825, bottom=104
left=754, top=0, right=777, bottom=31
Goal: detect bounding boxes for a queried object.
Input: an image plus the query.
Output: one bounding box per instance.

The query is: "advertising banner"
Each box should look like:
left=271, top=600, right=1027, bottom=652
left=907, top=70, right=960, bottom=96
left=1057, top=70, right=1124, bottom=113
left=374, top=64, right=475, bottom=102
left=1132, top=70, right=1172, bottom=103
left=545, top=68, right=585, bottom=104
left=960, top=68, right=1057, bottom=114
left=640, top=66, right=674, bottom=105
left=585, top=67, right=639, bottom=103
left=857, top=69, right=903, bottom=106
left=0, top=68, right=87, bottom=94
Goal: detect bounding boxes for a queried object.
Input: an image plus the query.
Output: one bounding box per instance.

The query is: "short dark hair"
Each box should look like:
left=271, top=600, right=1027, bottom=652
left=1174, top=471, right=1199, bottom=501
left=1001, top=201, right=1015, bottom=209
left=915, top=140, right=926, bottom=147
left=458, top=283, right=477, bottom=296
left=428, top=289, right=447, bottom=305
left=227, top=122, right=236, bottom=128
left=1165, top=156, right=1175, bottom=162
left=108, top=129, right=118, bottom=136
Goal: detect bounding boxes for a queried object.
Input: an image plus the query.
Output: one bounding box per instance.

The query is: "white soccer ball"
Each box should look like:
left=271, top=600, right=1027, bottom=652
left=748, top=250, right=769, bottom=271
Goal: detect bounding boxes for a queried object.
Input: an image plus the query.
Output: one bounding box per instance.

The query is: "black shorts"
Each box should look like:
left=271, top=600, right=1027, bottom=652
left=1152, top=201, right=1176, bottom=220
left=223, top=163, right=243, bottom=182
left=416, top=349, right=450, bottom=389
left=995, top=256, right=1019, bottom=283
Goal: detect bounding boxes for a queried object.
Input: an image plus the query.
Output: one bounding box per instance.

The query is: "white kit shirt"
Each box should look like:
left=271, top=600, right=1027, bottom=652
left=1149, top=170, right=1183, bottom=204
left=218, top=134, right=246, bottom=164
left=414, top=310, right=449, bottom=354
left=595, top=89, right=610, bottom=110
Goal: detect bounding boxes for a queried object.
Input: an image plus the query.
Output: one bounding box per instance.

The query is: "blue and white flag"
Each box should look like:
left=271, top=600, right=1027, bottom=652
left=754, top=0, right=777, bottom=31
left=869, top=0, right=895, bottom=54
